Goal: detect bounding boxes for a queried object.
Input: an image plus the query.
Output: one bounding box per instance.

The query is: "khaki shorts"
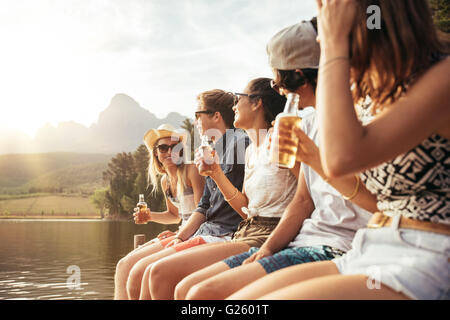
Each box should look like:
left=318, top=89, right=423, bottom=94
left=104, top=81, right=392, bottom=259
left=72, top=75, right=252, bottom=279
left=231, top=216, right=280, bottom=248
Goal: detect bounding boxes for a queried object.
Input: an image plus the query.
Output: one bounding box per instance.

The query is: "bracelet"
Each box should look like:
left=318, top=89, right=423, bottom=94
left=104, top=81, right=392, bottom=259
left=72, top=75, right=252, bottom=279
left=319, top=56, right=349, bottom=68
left=224, top=188, right=239, bottom=202
left=175, top=235, right=185, bottom=242
left=342, top=175, right=360, bottom=200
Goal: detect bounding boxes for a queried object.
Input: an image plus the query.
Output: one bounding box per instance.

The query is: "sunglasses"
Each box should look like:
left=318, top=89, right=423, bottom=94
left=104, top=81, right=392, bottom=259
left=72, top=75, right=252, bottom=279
left=233, top=92, right=261, bottom=105
left=270, top=80, right=281, bottom=94
left=195, top=110, right=215, bottom=119
left=155, top=143, right=180, bottom=153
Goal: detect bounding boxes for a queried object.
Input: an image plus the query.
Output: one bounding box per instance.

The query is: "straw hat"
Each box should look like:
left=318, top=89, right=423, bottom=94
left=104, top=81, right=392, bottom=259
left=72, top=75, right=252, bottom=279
left=143, top=124, right=184, bottom=151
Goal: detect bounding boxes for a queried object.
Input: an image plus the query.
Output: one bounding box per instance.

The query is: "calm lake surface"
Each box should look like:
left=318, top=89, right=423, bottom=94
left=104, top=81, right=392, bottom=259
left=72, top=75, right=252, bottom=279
left=0, top=219, right=173, bottom=300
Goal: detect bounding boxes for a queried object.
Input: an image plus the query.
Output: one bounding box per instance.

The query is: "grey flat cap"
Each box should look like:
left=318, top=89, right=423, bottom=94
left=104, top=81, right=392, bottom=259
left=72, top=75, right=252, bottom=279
left=267, top=20, right=320, bottom=70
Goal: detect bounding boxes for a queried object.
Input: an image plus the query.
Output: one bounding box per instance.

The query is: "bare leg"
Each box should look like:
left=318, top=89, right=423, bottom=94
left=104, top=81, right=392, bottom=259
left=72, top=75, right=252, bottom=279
left=259, top=274, right=409, bottom=300
left=179, top=261, right=267, bottom=300
left=114, top=241, right=165, bottom=300
left=228, top=261, right=340, bottom=299
left=227, top=261, right=409, bottom=300
left=174, top=261, right=231, bottom=300
left=126, top=247, right=176, bottom=300
left=150, top=242, right=250, bottom=300
left=139, top=264, right=154, bottom=300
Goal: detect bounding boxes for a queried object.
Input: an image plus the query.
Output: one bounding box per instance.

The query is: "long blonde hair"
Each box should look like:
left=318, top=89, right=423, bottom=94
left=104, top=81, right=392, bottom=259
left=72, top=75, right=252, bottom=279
left=147, top=138, right=189, bottom=196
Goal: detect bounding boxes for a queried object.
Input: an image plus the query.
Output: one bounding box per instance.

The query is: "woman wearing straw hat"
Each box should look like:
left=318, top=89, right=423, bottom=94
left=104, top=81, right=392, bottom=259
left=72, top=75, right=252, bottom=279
left=114, top=123, right=205, bottom=300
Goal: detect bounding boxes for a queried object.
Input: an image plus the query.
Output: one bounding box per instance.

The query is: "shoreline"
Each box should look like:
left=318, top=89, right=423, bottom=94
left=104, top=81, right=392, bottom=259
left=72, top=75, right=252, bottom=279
left=0, top=215, right=133, bottom=221
left=0, top=215, right=102, bottom=220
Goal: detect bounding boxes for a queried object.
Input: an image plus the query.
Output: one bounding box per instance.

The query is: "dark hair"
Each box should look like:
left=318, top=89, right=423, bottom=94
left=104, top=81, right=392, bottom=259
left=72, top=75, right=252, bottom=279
left=310, top=16, right=318, bottom=33
left=275, top=68, right=318, bottom=93
left=197, top=89, right=235, bottom=128
left=349, top=0, right=449, bottom=113
left=247, top=78, right=287, bottom=125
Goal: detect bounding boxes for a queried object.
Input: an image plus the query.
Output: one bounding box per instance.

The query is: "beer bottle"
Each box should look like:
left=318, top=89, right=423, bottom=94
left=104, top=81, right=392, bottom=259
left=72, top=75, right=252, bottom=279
left=269, top=92, right=301, bottom=168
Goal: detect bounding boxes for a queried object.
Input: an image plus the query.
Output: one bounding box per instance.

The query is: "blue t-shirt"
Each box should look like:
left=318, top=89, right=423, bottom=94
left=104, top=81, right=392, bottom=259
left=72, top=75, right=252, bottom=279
left=193, top=129, right=250, bottom=237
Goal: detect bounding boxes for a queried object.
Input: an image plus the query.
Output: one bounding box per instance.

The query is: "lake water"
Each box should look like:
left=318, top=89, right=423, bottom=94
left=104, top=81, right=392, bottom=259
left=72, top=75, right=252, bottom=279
left=0, top=219, right=175, bottom=300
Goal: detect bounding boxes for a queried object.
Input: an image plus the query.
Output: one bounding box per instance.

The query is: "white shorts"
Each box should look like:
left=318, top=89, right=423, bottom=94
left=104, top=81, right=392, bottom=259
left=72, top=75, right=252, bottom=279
left=198, top=235, right=232, bottom=243
left=333, top=215, right=450, bottom=300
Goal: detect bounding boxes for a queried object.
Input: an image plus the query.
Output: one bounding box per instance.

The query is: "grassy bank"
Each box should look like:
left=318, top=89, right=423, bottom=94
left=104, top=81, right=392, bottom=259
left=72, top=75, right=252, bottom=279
left=0, top=194, right=101, bottom=219
left=0, top=215, right=101, bottom=219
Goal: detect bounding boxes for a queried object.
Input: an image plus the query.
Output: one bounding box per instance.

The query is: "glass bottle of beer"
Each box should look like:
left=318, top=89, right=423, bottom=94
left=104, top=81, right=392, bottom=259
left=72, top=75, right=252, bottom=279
left=136, top=194, right=148, bottom=224
left=269, top=92, right=301, bottom=169
left=198, top=135, right=214, bottom=176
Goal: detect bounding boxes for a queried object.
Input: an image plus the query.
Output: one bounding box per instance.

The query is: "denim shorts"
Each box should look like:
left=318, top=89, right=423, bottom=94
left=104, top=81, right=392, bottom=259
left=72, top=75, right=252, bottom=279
left=333, top=215, right=450, bottom=300
left=223, top=245, right=344, bottom=273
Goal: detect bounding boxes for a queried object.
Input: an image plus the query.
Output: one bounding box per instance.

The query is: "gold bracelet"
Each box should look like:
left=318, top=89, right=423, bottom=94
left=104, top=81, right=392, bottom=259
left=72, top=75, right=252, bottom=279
left=224, top=188, right=239, bottom=202
left=342, top=175, right=360, bottom=200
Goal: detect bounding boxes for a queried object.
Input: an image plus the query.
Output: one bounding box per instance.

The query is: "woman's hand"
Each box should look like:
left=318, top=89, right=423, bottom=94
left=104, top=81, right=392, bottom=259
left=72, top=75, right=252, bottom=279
left=242, top=247, right=273, bottom=265
left=157, top=230, right=176, bottom=241
left=165, top=237, right=183, bottom=248
left=291, top=126, right=321, bottom=169
left=133, top=208, right=151, bottom=224
left=269, top=122, right=321, bottom=171
left=316, top=0, right=357, bottom=54
left=194, top=147, right=222, bottom=179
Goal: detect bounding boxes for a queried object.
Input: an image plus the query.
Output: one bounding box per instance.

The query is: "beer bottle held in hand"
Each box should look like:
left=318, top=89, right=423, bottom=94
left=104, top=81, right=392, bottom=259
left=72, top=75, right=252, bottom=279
left=136, top=194, right=148, bottom=224
left=269, top=92, right=301, bottom=169
left=198, top=135, right=214, bottom=176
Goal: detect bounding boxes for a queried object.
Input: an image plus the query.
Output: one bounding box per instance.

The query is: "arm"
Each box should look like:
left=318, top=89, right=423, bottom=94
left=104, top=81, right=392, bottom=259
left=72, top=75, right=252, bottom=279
left=172, top=211, right=207, bottom=242
left=146, top=175, right=181, bottom=224
left=316, top=0, right=450, bottom=178
left=289, top=161, right=300, bottom=179
left=186, top=163, right=206, bottom=206
left=167, top=176, right=211, bottom=246
left=292, top=126, right=378, bottom=213
left=194, top=147, right=248, bottom=219
left=243, top=168, right=314, bottom=264
left=210, top=169, right=248, bottom=219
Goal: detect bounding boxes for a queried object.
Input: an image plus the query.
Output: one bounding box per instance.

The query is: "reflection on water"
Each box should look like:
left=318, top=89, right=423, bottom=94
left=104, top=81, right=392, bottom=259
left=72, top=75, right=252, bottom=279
left=0, top=219, right=174, bottom=300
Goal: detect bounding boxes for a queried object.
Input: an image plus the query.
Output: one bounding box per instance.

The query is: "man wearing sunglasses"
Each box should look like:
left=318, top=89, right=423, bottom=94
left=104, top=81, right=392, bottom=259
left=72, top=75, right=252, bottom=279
left=164, top=89, right=250, bottom=251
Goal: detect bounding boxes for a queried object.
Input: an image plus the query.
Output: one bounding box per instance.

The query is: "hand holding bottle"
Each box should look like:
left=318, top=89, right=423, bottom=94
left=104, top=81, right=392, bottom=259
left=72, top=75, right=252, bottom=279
left=269, top=93, right=302, bottom=168
left=194, top=136, right=221, bottom=177
left=134, top=194, right=151, bottom=224
left=133, top=207, right=151, bottom=224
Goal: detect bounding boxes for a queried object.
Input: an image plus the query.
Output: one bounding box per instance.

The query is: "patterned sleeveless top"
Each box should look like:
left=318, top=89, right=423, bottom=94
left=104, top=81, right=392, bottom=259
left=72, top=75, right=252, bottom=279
left=359, top=53, right=449, bottom=225
left=360, top=133, right=449, bottom=225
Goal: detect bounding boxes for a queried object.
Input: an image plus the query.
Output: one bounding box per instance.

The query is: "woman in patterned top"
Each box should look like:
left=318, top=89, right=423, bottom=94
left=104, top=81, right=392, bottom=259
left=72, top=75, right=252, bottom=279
left=229, top=0, right=449, bottom=300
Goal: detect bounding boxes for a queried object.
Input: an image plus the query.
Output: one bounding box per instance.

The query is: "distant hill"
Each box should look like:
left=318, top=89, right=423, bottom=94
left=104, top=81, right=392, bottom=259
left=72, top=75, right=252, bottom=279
left=0, top=93, right=191, bottom=154
left=23, top=161, right=109, bottom=194
left=0, top=152, right=112, bottom=193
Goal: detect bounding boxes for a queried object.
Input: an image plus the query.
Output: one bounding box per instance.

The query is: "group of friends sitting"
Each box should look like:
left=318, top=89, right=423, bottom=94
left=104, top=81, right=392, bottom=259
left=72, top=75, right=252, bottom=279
left=114, top=0, right=450, bottom=300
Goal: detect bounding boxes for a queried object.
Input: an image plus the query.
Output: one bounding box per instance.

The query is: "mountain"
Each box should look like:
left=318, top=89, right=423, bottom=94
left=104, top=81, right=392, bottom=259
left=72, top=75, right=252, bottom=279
left=1, top=93, right=190, bottom=154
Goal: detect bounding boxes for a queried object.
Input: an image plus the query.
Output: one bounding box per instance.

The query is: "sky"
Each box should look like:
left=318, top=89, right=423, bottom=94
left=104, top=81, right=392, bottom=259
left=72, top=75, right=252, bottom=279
left=0, top=0, right=317, bottom=137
